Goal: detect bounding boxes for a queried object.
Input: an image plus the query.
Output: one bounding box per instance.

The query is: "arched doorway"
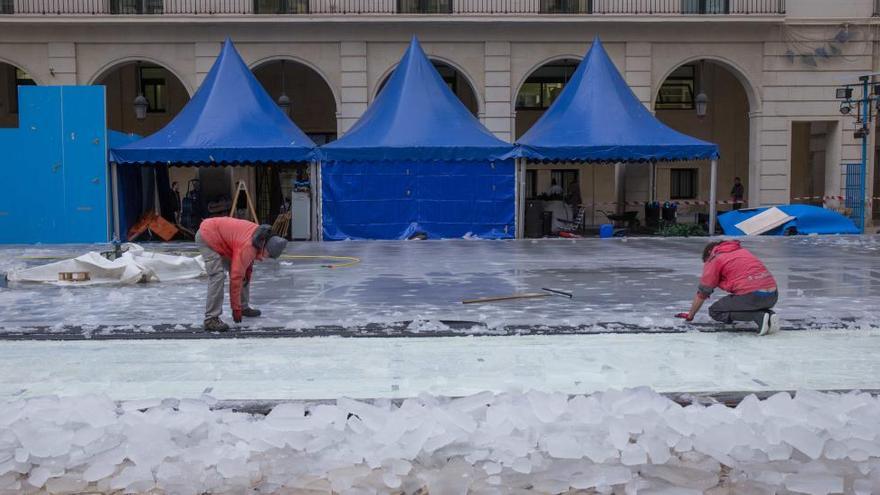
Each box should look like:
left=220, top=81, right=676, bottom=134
left=376, top=59, right=479, bottom=117
left=0, top=62, right=36, bottom=128
left=515, top=58, right=614, bottom=232
left=252, top=59, right=338, bottom=144
left=94, top=61, right=190, bottom=136
left=652, top=60, right=751, bottom=219
left=252, top=60, right=338, bottom=229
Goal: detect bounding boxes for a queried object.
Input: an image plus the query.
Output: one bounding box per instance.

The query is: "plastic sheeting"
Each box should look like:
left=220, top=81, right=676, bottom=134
left=7, top=244, right=205, bottom=285
left=321, top=160, right=515, bottom=240
left=514, top=37, right=719, bottom=163
left=111, top=39, right=315, bottom=165
left=318, top=37, right=513, bottom=163
left=719, top=204, right=861, bottom=236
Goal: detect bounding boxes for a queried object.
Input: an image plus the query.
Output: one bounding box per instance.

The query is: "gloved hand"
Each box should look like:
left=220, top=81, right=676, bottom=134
left=674, top=312, right=693, bottom=322
left=233, top=309, right=242, bottom=323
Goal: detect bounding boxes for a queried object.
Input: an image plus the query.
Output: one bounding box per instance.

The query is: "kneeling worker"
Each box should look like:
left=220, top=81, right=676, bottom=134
left=678, top=240, right=779, bottom=335
left=195, top=217, right=288, bottom=331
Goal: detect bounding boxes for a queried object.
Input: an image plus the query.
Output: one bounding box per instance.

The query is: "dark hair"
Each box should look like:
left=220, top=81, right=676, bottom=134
left=734, top=177, right=741, bottom=182
left=702, top=241, right=723, bottom=262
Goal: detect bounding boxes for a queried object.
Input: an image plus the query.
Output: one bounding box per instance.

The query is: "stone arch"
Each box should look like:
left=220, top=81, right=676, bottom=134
left=652, top=54, right=760, bottom=113
left=0, top=57, right=43, bottom=86
left=512, top=55, right=582, bottom=139
left=250, top=55, right=342, bottom=111
left=88, top=56, right=195, bottom=97
left=372, top=55, right=483, bottom=117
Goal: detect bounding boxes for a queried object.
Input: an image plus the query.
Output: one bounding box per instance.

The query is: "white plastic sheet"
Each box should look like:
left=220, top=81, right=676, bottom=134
left=7, top=244, right=205, bottom=285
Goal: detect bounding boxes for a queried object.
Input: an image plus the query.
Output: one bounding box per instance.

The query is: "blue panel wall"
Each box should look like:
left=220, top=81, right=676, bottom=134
left=322, top=160, right=515, bottom=240
left=0, top=86, right=109, bottom=243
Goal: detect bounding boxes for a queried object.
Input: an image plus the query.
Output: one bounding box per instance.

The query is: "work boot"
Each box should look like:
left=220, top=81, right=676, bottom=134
left=203, top=317, right=230, bottom=332
left=242, top=307, right=261, bottom=318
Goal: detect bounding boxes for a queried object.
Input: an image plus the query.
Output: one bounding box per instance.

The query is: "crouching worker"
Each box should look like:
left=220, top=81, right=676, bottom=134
left=678, top=240, right=779, bottom=335
left=195, top=217, right=288, bottom=331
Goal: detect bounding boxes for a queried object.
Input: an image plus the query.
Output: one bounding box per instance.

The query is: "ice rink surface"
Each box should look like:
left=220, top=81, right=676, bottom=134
left=1, top=235, right=879, bottom=332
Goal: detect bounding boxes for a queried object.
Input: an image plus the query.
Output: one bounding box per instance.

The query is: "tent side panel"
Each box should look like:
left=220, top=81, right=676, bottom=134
left=321, top=160, right=515, bottom=241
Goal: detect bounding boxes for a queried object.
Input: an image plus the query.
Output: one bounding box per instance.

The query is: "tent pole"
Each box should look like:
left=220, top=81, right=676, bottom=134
left=111, top=161, right=120, bottom=242
left=315, top=160, right=323, bottom=242
left=516, top=158, right=526, bottom=239
left=709, top=159, right=718, bottom=236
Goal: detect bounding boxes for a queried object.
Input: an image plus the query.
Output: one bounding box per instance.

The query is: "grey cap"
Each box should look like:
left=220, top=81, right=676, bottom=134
left=265, top=236, right=288, bottom=259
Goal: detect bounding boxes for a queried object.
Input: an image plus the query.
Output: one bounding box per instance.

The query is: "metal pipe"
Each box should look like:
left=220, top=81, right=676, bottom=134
left=709, top=158, right=718, bottom=236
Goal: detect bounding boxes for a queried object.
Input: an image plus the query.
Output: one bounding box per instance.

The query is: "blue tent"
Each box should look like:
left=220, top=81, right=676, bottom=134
left=318, top=37, right=515, bottom=241
left=515, top=37, right=719, bottom=163
left=111, top=38, right=316, bottom=165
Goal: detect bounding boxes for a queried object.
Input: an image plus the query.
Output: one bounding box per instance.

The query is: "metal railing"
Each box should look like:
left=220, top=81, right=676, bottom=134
left=1, top=0, right=784, bottom=14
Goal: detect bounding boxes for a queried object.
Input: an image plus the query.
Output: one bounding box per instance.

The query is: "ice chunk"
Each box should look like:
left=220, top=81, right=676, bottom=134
left=780, top=425, right=825, bottom=459
left=83, top=460, right=118, bottom=482
left=640, top=465, right=719, bottom=491
left=543, top=433, right=582, bottom=459
left=17, top=425, right=73, bottom=458
left=27, top=466, right=51, bottom=488
left=620, top=444, right=647, bottom=466
left=783, top=473, right=844, bottom=495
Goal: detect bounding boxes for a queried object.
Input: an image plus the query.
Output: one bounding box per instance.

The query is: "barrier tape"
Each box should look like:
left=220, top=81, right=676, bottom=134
left=576, top=197, right=880, bottom=207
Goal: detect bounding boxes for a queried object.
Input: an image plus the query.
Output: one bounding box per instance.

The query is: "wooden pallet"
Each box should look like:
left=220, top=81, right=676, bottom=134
left=58, top=271, right=90, bottom=282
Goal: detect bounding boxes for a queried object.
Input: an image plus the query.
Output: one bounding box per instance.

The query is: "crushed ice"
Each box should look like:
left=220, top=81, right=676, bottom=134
left=1, top=388, right=879, bottom=494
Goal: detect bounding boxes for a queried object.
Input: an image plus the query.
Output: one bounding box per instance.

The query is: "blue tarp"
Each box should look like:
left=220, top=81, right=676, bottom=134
left=719, top=205, right=861, bottom=236
left=108, top=131, right=142, bottom=237
left=321, top=160, right=515, bottom=240
left=515, top=37, right=719, bottom=163
left=319, top=37, right=513, bottom=163
left=111, top=38, right=316, bottom=165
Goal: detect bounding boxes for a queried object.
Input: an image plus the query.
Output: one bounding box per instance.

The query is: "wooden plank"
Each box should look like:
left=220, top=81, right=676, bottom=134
left=462, top=293, right=550, bottom=305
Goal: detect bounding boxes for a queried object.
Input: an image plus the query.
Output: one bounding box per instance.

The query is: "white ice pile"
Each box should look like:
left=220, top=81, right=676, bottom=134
left=2, top=388, right=880, bottom=494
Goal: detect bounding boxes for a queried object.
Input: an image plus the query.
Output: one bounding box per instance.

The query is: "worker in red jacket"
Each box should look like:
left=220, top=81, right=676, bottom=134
left=195, top=217, right=287, bottom=332
left=679, top=240, right=779, bottom=335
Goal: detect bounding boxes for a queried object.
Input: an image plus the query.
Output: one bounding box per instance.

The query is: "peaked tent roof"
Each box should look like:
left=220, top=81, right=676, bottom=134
left=319, top=37, right=513, bottom=163
left=515, top=37, right=719, bottom=163
left=111, top=38, right=316, bottom=165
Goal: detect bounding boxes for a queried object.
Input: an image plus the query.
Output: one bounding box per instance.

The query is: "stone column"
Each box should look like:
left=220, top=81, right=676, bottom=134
left=338, top=41, right=368, bottom=136
left=748, top=111, right=763, bottom=207
left=484, top=41, right=512, bottom=142
left=622, top=42, right=653, bottom=207
left=48, top=43, right=76, bottom=85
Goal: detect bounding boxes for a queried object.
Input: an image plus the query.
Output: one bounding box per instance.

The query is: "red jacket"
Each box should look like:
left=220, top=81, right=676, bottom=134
left=698, top=241, right=776, bottom=300
left=198, top=217, right=265, bottom=311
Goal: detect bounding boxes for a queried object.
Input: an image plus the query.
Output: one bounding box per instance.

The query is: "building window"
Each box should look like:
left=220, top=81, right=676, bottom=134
left=110, top=0, right=163, bottom=13
left=397, top=0, right=452, bottom=13
left=9, top=69, right=36, bottom=114
left=139, top=66, right=167, bottom=113
left=516, top=61, right=577, bottom=109
left=525, top=170, right=538, bottom=199
left=540, top=0, right=591, bottom=13
left=681, top=0, right=729, bottom=14
left=550, top=169, right=579, bottom=197
left=253, top=0, right=308, bottom=13
left=656, top=64, right=696, bottom=110
left=670, top=168, right=698, bottom=199
left=0, top=0, right=13, bottom=14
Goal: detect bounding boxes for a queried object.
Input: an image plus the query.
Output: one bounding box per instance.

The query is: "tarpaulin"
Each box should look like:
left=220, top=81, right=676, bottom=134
left=719, top=204, right=861, bottom=236
left=318, top=37, right=513, bottom=163
left=111, top=38, right=316, bottom=165
left=321, top=160, right=515, bottom=240
left=514, top=37, right=719, bottom=163
left=7, top=244, right=205, bottom=285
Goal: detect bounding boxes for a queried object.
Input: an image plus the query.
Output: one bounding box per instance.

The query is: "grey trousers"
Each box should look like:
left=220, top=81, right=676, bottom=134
left=196, top=231, right=250, bottom=320
left=709, top=291, right=778, bottom=326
